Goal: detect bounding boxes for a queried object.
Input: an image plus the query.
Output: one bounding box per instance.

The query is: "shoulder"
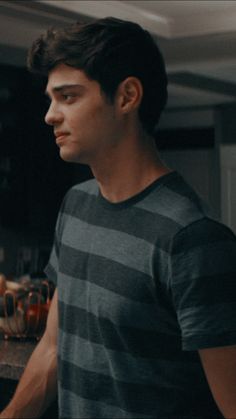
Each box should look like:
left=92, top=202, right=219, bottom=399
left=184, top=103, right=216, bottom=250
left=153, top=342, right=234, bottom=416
left=170, top=217, right=236, bottom=295
left=138, top=172, right=214, bottom=242
left=61, top=178, right=98, bottom=209
left=54, top=178, right=97, bottom=232
left=68, top=177, right=98, bottom=198
left=172, top=217, right=236, bottom=255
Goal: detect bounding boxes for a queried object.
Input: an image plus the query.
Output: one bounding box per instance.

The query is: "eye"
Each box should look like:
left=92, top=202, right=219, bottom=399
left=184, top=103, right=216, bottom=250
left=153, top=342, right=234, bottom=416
left=62, top=94, right=75, bottom=102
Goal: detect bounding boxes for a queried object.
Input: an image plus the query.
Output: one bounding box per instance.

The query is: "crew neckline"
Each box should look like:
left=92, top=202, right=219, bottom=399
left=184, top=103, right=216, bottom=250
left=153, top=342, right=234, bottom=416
left=97, top=171, right=179, bottom=210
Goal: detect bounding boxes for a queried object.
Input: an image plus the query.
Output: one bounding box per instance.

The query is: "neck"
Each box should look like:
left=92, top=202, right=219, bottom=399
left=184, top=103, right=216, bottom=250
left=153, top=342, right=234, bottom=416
left=90, top=132, right=171, bottom=203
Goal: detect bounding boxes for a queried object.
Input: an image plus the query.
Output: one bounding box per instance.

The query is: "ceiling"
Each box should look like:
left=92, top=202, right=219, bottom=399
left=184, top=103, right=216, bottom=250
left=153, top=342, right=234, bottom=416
left=0, top=0, right=236, bottom=128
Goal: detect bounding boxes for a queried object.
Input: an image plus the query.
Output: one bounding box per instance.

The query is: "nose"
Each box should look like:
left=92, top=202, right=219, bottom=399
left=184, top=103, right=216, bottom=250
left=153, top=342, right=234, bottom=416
left=44, top=102, right=63, bottom=126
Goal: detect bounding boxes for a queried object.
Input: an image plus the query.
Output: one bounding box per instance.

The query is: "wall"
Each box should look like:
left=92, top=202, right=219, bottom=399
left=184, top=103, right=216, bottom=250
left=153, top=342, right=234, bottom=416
left=216, top=104, right=236, bottom=233
left=215, top=104, right=236, bottom=145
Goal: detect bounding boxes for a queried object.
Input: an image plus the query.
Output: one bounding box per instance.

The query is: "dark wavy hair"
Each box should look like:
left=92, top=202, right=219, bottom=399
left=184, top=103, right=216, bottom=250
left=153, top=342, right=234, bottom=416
left=27, top=17, right=168, bottom=135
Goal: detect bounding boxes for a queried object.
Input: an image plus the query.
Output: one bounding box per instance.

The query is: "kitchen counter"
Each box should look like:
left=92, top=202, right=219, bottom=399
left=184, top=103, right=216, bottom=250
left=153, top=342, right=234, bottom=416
left=0, top=335, right=36, bottom=380
left=0, top=335, right=58, bottom=417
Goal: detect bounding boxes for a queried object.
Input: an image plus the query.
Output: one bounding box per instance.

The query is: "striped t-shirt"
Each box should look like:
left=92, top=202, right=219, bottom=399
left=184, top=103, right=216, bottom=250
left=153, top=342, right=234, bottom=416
left=45, top=171, right=236, bottom=418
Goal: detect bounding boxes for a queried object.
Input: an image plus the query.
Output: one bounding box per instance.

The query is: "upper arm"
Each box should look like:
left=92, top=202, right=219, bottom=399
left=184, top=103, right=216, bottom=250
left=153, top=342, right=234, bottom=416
left=170, top=219, right=236, bottom=351
left=170, top=219, right=236, bottom=416
left=199, top=345, right=236, bottom=418
left=43, top=287, right=58, bottom=348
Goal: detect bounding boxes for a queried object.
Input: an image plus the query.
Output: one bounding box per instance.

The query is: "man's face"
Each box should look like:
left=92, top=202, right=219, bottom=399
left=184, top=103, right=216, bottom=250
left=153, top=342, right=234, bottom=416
left=45, top=63, right=122, bottom=165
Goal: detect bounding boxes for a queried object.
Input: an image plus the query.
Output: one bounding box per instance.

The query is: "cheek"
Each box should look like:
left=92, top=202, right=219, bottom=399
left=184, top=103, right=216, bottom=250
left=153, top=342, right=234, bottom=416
left=68, top=109, right=96, bottom=132
left=66, top=102, right=117, bottom=137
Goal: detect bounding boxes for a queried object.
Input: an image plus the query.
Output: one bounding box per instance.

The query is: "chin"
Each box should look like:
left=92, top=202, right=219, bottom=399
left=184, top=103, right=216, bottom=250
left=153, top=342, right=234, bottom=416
left=59, top=149, right=76, bottom=162
left=59, top=148, right=85, bottom=164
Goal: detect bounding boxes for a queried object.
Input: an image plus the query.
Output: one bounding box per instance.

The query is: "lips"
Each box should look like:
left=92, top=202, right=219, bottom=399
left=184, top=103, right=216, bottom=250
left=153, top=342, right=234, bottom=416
left=54, top=131, right=69, bottom=145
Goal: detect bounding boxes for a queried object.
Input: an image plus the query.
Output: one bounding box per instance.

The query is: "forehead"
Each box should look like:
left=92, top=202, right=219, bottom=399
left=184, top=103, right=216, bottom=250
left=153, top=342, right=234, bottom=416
left=46, top=63, right=96, bottom=92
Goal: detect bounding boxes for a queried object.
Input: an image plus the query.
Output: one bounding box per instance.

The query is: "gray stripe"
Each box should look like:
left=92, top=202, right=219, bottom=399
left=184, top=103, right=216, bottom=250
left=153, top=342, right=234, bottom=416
left=136, top=186, right=203, bottom=227
left=58, top=273, right=178, bottom=333
left=59, top=388, right=151, bottom=418
left=50, top=246, right=58, bottom=267
left=178, top=302, right=236, bottom=337
left=62, top=215, right=156, bottom=275
left=46, top=247, right=58, bottom=277
left=73, top=179, right=98, bottom=196
left=59, top=330, right=180, bottom=387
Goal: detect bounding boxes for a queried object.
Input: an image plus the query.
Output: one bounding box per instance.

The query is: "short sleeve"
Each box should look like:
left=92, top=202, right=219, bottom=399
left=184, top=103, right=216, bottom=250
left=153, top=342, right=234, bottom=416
left=170, top=218, right=236, bottom=351
left=44, top=190, right=70, bottom=286
left=44, top=243, right=59, bottom=286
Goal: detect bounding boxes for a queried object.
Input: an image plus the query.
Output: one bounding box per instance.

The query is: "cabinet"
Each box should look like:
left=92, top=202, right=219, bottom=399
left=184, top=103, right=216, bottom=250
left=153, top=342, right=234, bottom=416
left=220, top=145, right=236, bottom=233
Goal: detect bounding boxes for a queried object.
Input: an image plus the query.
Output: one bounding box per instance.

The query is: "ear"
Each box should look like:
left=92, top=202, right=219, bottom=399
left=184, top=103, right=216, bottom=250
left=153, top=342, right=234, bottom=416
left=117, top=77, right=143, bottom=114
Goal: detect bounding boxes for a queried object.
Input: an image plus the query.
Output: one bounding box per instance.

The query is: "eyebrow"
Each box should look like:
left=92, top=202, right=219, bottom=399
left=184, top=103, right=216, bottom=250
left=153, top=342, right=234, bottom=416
left=45, top=84, right=85, bottom=97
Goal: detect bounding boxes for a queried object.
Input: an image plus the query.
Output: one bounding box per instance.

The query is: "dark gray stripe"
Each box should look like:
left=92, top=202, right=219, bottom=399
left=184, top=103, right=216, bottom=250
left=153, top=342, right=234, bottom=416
left=58, top=300, right=184, bottom=360
left=62, top=189, right=182, bottom=248
left=58, top=245, right=157, bottom=303
left=171, top=218, right=236, bottom=255
left=58, top=272, right=178, bottom=333
left=171, top=241, right=236, bottom=285
left=136, top=185, right=204, bottom=227
left=59, top=330, right=198, bottom=386
left=179, top=301, right=236, bottom=338
left=173, top=274, right=236, bottom=310
left=61, top=215, right=156, bottom=275
left=58, top=358, right=192, bottom=416
left=59, top=388, right=150, bottom=418
left=183, top=329, right=236, bottom=351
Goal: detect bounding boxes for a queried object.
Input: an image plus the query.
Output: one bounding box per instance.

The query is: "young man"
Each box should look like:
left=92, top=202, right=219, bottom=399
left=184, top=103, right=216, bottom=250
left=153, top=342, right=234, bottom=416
left=1, top=17, right=236, bottom=419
